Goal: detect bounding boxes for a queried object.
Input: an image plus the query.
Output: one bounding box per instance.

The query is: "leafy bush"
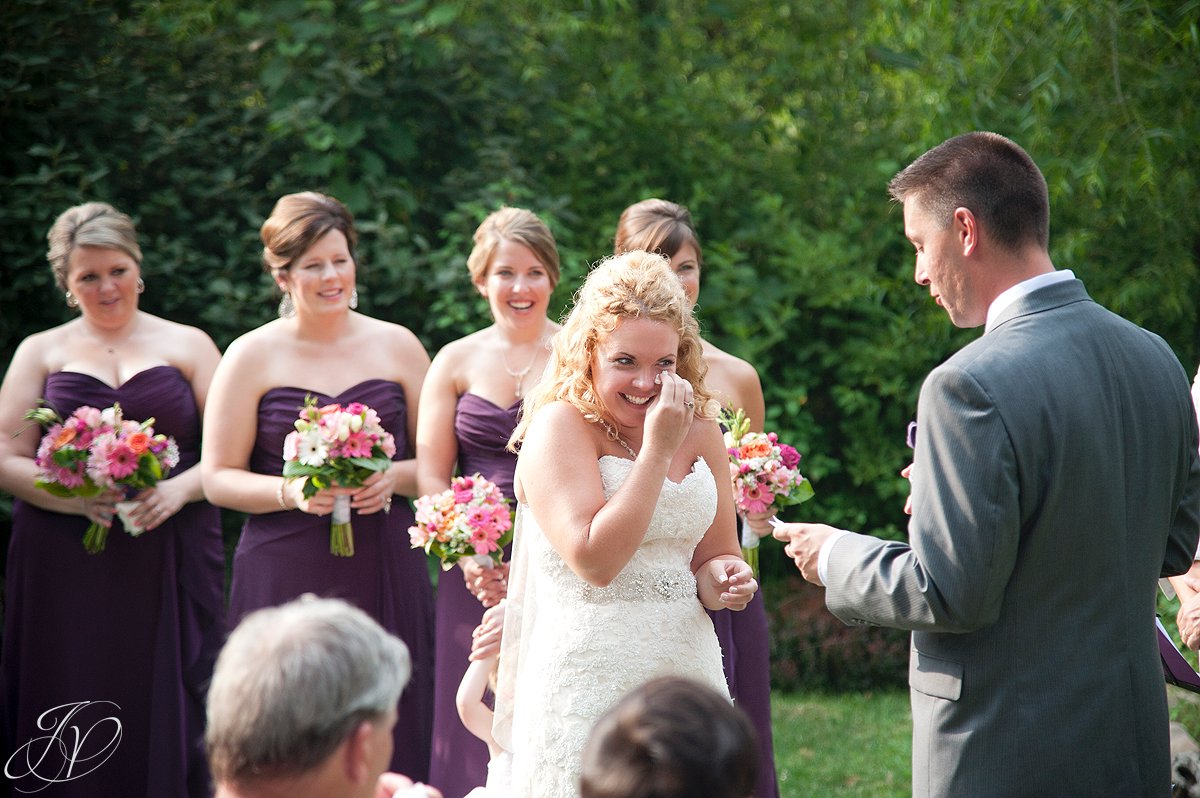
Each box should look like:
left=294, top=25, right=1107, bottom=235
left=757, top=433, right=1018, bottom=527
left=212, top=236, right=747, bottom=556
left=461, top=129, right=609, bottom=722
left=765, top=570, right=909, bottom=693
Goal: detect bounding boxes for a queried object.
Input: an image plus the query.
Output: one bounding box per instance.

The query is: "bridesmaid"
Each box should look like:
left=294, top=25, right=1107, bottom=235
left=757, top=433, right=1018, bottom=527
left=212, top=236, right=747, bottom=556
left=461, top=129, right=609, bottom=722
left=200, top=191, right=435, bottom=780
left=613, top=198, right=779, bottom=798
left=415, top=207, right=561, bottom=798
left=0, top=202, right=226, bottom=797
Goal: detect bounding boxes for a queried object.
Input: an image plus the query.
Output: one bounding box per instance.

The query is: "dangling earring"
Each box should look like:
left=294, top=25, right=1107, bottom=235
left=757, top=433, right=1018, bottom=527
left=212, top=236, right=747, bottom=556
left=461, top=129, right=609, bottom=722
left=278, top=292, right=296, bottom=319
left=136, top=277, right=145, bottom=294
left=349, top=287, right=359, bottom=310
left=65, top=291, right=79, bottom=308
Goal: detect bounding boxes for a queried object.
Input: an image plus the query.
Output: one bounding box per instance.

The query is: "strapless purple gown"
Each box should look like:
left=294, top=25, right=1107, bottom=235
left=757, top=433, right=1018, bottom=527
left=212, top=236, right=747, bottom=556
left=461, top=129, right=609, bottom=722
left=707, top=534, right=779, bottom=798
left=1, top=366, right=226, bottom=797
left=227, top=379, right=434, bottom=780
left=428, top=393, right=519, bottom=798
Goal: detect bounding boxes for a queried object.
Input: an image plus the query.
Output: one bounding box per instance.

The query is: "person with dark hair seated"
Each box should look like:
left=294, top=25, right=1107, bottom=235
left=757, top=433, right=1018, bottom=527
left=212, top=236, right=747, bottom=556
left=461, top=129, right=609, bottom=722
left=206, top=595, right=440, bottom=798
left=579, top=676, right=758, bottom=798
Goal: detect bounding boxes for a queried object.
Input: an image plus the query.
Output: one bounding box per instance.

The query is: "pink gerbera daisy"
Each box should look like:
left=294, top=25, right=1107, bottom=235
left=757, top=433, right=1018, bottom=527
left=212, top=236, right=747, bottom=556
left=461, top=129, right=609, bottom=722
left=470, top=527, right=498, bottom=555
left=106, top=444, right=140, bottom=480
left=54, top=466, right=87, bottom=490
left=339, top=432, right=373, bottom=458
left=740, top=481, right=775, bottom=514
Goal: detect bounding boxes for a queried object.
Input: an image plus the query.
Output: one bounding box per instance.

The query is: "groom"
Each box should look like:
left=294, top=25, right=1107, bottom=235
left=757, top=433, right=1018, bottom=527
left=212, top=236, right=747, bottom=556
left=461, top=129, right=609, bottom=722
left=774, top=131, right=1200, bottom=796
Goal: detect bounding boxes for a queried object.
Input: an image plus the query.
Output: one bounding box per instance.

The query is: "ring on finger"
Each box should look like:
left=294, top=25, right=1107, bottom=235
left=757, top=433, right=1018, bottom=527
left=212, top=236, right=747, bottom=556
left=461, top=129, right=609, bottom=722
left=684, top=400, right=695, bottom=409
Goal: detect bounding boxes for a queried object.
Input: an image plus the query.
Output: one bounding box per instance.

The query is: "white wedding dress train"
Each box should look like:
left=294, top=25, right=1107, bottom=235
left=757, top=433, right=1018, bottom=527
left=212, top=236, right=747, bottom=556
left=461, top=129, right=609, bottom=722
left=494, top=455, right=729, bottom=798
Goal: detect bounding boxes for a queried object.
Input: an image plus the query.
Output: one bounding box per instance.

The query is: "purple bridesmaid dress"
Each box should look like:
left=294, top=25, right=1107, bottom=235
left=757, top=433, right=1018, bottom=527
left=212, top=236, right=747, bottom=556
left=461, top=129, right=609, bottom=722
left=707, top=531, right=779, bottom=798
left=1, top=366, right=226, bottom=797
left=227, top=380, right=435, bottom=781
left=428, top=392, right=519, bottom=798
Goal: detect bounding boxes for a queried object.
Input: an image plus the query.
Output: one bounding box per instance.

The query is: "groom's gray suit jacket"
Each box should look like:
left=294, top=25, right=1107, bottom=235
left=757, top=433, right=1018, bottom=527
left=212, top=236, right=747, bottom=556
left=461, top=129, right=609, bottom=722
left=825, top=279, right=1200, bottom=797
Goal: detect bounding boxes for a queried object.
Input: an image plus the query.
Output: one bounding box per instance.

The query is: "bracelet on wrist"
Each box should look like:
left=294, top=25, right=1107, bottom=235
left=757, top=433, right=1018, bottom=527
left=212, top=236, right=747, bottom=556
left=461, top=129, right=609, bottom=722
left=276, top=478, right=291, bottom=510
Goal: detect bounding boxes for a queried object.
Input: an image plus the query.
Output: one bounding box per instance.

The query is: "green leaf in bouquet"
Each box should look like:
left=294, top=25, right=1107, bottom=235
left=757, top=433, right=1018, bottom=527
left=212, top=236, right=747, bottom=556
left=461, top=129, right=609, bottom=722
left=141, top=455, right=163, bottom=483
left=282, top=462, right=321, bottom=480
left=347, top=455, right=393, bottom=473
left=35, top=479, right=101, bottom=498
left=493, top=525, right=514, bottom=554
left=51, top=448, right=87, bottom=469
left=781, top=478, right=816, bottom=507
left=330, top=464, right=370, bottom=487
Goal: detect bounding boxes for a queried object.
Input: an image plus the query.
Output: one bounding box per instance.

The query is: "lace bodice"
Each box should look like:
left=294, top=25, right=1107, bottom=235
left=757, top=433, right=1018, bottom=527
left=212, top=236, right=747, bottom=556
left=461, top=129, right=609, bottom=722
left=528, top=455, right=717, bottom=605
left=501, top=455, right=728, bottom=798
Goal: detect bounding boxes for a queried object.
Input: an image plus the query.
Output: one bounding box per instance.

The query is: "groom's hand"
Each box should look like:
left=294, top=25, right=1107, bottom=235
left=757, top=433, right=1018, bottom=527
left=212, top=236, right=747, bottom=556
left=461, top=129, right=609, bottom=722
left=772, top=522, right=838, bottom=586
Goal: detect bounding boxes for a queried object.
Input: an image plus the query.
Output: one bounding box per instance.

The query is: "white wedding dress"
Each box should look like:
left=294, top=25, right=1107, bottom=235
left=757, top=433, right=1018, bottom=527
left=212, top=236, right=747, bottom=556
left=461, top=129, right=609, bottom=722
left=493, top=455, right=729, bottom=798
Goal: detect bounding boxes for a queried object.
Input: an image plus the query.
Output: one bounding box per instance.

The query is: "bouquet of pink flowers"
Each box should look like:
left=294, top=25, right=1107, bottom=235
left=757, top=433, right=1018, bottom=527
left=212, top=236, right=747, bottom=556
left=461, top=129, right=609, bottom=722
left=26, top=402, right=180, bottom=553
left=282, top=396, right=397, bottom=557
left=720, top=406, right=814, bottom=575
left=408, top=473, right=513, bottom=570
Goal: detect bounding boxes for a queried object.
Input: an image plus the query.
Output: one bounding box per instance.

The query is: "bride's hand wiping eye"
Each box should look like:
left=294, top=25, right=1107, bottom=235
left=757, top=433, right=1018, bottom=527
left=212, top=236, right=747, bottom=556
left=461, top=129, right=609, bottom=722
left=643, top=370, right=694, bottom=457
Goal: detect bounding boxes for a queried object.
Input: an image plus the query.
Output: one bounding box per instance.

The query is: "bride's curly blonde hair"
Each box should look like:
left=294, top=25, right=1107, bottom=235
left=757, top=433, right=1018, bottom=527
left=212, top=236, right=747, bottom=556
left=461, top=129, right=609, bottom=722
left=509, top=250, right=715, bottom=450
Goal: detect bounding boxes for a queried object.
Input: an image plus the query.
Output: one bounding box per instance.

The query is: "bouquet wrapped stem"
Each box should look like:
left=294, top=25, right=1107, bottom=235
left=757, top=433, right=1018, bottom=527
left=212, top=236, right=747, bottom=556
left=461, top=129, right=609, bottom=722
left=82, top=519, right=109, bottom=555
left=739, top=523, right=760, bottom=579
left=281, top=396, right=397, bottom=558
left=331, top=494, right=354, bottom=557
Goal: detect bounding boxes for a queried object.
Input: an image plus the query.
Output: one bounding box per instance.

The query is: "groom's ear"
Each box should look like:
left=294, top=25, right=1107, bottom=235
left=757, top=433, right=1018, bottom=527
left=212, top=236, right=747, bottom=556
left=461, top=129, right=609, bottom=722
left=953, top=207, right=979, bottom=256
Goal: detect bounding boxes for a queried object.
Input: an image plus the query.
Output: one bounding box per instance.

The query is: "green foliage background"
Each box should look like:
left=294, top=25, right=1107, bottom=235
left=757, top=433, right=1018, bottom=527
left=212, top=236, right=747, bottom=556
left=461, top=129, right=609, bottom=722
left=2, top=0, right=1198, bottom=688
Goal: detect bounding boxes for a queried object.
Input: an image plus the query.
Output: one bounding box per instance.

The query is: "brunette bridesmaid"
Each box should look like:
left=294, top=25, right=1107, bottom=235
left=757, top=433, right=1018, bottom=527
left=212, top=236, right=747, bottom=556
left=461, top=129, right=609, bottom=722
left=201, top=191, right=435, bottom=780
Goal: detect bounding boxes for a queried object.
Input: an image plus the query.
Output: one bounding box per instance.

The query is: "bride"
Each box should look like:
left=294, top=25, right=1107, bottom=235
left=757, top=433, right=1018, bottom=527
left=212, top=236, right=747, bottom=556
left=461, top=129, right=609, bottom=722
left=492, top=250, right=758, bottom=797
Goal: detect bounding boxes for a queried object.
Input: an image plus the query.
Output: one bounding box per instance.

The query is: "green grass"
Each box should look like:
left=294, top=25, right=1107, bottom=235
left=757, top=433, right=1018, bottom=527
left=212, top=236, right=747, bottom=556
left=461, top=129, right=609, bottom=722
left=772, top=690, right=912, bottom=798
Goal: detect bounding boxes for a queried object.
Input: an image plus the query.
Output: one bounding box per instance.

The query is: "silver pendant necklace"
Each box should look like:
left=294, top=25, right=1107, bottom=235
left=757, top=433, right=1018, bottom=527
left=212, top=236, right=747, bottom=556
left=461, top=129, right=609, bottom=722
left=598, top=419, right=637, bottom=460
left=502, top=345, right=540, bottom=399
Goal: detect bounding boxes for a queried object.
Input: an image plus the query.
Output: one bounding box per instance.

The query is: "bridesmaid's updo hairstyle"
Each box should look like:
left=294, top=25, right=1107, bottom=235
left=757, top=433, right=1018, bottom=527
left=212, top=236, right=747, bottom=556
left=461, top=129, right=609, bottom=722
left=46, top=202, right=142, bottom=291
left=579, top=676, right=758, bottom=798
left=467, top=206, right=561, bottom=290
left=509, top=250, right=714, bottom=450
left=612, top=198, right=702, bottom=267
left=260, top=191, right=358, bottom=275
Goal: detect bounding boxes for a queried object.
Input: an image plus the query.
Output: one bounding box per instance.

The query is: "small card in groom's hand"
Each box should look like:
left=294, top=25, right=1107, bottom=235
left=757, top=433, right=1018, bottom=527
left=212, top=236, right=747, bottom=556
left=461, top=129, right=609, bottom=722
left=1157, top=617, right=1200, bottom=693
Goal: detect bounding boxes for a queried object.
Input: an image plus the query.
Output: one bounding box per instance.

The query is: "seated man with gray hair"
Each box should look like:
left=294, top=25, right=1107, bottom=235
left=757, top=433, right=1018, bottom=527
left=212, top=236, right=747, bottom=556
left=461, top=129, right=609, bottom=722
left=206, top=595, right=439, bottom=798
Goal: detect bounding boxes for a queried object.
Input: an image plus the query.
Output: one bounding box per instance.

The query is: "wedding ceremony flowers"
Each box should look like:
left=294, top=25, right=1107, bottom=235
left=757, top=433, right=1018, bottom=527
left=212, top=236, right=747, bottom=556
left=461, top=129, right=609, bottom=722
left=26, top=402, right=180, bottom=553
left=721, top=406, right=815, bottom=574
left=281, top=396, right=397, bottom=557
left=408, top=473, right=513, bottom=570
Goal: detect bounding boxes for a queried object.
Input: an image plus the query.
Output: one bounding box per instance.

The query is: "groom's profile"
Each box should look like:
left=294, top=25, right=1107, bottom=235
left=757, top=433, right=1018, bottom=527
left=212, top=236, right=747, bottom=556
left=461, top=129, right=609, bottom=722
left=774, top=131, right=1200, bottom=796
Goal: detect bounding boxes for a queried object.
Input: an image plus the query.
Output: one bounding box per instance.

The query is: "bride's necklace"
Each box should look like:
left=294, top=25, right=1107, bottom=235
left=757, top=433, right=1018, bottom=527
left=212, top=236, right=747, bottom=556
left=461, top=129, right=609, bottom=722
left=598, top=419, right=638, bottom=460
left=501, top=339, right=543, bottom=398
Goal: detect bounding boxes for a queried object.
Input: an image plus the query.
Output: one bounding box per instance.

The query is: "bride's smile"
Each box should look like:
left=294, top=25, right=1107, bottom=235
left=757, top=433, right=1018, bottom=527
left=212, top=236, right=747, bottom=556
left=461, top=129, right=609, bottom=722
left=591, top=316, right=679, bottom=432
